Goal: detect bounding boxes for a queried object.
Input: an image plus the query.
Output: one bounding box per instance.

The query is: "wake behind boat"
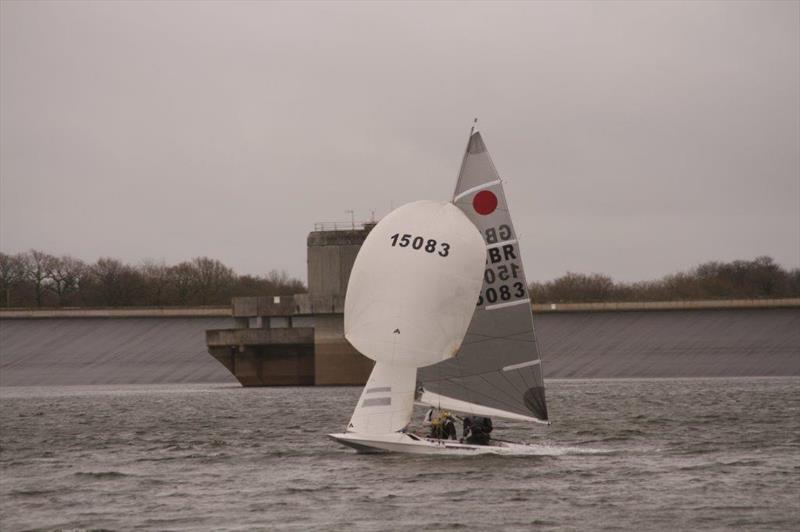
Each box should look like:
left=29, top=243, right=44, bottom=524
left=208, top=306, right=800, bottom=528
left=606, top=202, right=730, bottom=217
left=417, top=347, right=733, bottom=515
left=330, top=129, right=549, bottom=454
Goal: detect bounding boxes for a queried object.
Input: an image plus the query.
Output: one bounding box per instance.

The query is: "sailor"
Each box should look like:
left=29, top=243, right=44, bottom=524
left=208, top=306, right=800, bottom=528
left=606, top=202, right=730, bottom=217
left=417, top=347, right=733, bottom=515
left=462, top=415, right=493, bottom=445
left=424, top=408, right=457, bottom=440
left=440, top=412, right=457, bottom=440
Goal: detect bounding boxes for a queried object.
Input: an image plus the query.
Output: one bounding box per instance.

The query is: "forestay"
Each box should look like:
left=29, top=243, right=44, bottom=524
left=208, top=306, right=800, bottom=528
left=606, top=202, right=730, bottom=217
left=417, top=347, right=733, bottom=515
left=417, top=132, right=549, bottom=423
left=344, top=200, right=486, bottom=433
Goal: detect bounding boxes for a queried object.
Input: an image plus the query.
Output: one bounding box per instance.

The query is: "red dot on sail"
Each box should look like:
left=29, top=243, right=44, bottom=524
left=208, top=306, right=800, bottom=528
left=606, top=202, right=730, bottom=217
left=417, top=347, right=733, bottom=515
left=473, top=190, right=497, bottom=215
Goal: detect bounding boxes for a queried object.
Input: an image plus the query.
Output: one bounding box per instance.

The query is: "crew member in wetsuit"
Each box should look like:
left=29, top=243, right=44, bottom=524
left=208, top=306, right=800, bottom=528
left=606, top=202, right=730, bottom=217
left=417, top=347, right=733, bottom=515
left=424, top=408, right=457, bottom=440
left=462, top=416, right=493, bottom=445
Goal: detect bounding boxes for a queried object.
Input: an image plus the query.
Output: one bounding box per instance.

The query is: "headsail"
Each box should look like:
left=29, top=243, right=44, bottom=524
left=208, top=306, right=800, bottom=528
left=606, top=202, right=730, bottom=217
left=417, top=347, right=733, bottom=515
left=344, top=200, right=486, bottom=433
left=417, top=132, right=549, bottom=423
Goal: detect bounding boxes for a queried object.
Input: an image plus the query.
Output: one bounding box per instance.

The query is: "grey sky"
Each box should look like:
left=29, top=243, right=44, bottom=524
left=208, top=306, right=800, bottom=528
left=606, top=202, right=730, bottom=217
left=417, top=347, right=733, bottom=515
left=1, top=0, right=798, bottom=283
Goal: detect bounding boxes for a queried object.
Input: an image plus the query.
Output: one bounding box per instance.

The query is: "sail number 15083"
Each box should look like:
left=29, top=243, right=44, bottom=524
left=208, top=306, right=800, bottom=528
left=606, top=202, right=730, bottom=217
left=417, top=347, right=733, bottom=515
left=389, top=233, right=450, bottom=257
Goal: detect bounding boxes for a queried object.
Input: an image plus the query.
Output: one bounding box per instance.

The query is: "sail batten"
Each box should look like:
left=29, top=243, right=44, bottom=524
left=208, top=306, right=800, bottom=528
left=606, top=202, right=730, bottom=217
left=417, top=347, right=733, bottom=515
left=503, top=360, right=541, bottom=371
left=485, top=299, right=531, bottom=311
left=418, top=131, right=549, bottom=423
left=453, top=179, right=503, bottom=202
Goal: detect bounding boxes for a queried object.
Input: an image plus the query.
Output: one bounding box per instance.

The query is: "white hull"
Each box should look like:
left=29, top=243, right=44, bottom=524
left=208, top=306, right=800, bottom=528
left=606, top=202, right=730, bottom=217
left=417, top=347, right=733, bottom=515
left=329, top=432, right=536, bottom=455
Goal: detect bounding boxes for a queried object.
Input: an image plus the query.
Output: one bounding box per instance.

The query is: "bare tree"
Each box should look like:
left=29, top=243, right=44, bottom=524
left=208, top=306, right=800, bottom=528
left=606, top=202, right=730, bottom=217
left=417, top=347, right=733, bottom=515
left=789, top=268, right=800, bottom=297
left=266, top=269, right=289, bottom=286
left=167, top=262, right=197, bottom=305
left=266, top=269, right=306, bottom=295
left=538, top=272, right=615, bottom=303
left=530, top=256, right=797, bottom=303
left=0, top=253, right=25, bottom=307
left=88, top=257, right=143, bottom=306
left=192, top=257, right=235, bottom=304
left=20, top=250, right=55, bottom=307
left=139, top=259, right=171, bottom=306
left=46, top=256, right=86, bottom=306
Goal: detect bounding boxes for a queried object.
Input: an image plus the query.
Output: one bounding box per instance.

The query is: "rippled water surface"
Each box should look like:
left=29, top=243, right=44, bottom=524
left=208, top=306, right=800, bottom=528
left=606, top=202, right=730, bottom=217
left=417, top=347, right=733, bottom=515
left=1, top=378, right=799, bottom=531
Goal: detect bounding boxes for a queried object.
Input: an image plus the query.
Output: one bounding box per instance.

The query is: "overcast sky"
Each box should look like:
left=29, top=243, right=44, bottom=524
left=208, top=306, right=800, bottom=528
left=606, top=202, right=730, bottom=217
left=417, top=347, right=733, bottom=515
left=1, top=0, right=798, bottom=283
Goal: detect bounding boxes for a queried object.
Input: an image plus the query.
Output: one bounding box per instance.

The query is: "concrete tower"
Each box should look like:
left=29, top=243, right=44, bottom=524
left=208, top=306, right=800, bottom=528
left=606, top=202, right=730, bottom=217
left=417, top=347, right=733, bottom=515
left=206, top=223, right=376, bottom=386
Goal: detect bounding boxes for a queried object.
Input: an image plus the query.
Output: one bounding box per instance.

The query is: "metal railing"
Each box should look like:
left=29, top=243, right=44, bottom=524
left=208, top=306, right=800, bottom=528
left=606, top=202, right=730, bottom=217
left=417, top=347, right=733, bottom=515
left=312, top=221, right=370, bottom=231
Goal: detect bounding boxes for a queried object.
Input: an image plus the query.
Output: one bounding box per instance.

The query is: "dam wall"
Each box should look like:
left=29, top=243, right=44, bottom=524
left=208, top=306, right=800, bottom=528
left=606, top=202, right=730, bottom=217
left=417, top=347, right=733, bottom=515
left=1, top=305, right=798, bottom=386
left=0, top=316, right=236, bottom=386
left=534, top=308, right=799, bottom=378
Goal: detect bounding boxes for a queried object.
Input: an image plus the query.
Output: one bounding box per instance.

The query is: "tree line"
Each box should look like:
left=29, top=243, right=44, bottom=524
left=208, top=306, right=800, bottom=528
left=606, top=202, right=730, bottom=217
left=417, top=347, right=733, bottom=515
left=529, top=256, right=800, bottom=303
left=1, top=251, right=797, bottom=308
left=0, top=251, right=305, bottom=308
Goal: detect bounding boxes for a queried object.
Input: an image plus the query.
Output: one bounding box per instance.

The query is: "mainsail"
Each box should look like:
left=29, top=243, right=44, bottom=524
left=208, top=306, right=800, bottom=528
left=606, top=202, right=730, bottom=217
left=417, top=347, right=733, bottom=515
left=417, top=132, right=549, bottom=423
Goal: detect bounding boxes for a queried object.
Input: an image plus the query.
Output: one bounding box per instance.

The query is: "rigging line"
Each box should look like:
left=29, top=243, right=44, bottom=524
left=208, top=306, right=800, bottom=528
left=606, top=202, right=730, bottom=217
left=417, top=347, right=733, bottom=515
left=502, top=365, right=545, bottom=414
left=430, top=305, right=459, bottom=415
left=529, top=323, right=547, bottom=386
left=436, top=329, right=442, bottom=412
left=502, top=328, right=540, bottom=390
left=512, top=364, right=536, bottom=396
left=418, top=334, right=478, bottom=418
left=453, top=331, right=477, bottom=418
left=493, top=365, right=530, bottom=400
left=476, top=372, right=528, bottom=411
left=500, top=368, right=531, bottom=400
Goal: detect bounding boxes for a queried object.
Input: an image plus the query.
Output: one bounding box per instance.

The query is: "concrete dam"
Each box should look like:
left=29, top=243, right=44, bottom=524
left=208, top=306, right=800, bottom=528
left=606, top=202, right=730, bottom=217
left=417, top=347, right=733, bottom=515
left=1, top=225, right=798, bottom=386
left=1, top=304, right=798, bottom=387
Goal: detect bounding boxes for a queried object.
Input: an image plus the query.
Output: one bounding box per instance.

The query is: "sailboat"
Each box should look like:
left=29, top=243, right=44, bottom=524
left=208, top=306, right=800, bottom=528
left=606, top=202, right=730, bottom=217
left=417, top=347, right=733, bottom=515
left=329, top=130, right=549, bottom=454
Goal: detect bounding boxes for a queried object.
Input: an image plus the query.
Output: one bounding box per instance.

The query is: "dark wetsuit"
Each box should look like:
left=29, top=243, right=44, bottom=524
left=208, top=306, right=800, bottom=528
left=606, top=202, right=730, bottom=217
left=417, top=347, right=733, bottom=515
left=463, top=416, right=493, bottom=445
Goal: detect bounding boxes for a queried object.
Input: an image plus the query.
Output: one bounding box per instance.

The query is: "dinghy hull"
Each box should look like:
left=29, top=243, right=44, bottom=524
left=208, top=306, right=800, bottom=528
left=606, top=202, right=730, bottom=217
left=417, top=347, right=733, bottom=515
left=328, top=432, right=536, bottom=455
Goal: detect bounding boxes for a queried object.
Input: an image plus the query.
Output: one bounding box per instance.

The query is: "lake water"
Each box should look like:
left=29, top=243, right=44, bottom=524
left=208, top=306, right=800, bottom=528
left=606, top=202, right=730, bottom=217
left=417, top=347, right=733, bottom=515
left=1, top=378, right=798, bottom=531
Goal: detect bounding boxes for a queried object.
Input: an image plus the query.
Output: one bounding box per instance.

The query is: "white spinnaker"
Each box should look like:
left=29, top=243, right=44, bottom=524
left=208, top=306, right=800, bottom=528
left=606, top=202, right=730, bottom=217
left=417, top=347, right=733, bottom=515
left=344, top=200, right=486, bottom=434
left=344, top=200, right=486, bottom=369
